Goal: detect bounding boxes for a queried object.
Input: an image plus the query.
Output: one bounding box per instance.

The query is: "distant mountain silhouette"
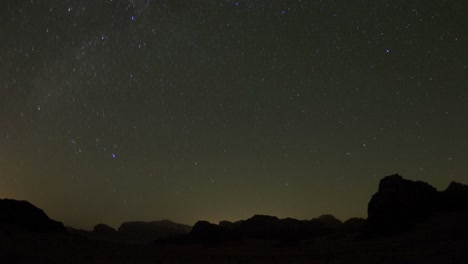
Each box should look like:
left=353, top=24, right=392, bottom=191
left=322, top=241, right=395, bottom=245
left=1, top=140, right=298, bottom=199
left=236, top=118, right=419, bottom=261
left=93, top=223, right=118, bottom=235
left=239, top=215, right=282, bottom=239
left=158, top=174, right=468, bottom=245
left=64, top=220, right=192, bottom=243
left=366, top=174, right=468, bottom=235
left=3, top=173, right=466, bottom=247
left=118, top=220, right=191, bottom=242
left=239, top=214, right=343, bottom=240
left=439, top=181, right=468, bottom=211
left=188, top=220, right=227, bottom=245
left=343, top=217, right=366, bottom=233
left=173, top=214, right=356, bottom=245
left=315, top=214, right=343, bottom=230
left=0, top=198, right=66, bottom=233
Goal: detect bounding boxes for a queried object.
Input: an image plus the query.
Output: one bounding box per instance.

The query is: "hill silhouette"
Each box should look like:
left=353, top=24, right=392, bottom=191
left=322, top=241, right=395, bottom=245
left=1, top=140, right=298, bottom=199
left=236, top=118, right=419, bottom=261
left=164, top=214, right=357, bottom=246
left=439, top=181, right=468, bottom=211
left=93, top=223, right=117, bottom=235
left=3, top=174, right=467, bottom=243
left=0, top=198, right=66, bottom=234
left=117, top=220, right=191, bottom=242
left=65, top=220, right=192, bottom=243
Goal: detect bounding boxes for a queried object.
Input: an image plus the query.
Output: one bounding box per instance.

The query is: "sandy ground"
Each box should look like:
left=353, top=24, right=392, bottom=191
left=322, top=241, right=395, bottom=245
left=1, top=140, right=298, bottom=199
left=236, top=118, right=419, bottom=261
left=1, top=230, right=468, bottom=264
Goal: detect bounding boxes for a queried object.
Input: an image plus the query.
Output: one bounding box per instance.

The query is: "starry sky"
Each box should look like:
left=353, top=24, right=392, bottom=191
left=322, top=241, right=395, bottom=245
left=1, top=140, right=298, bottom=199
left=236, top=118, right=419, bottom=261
left=1, top=0, right=467, bottom=229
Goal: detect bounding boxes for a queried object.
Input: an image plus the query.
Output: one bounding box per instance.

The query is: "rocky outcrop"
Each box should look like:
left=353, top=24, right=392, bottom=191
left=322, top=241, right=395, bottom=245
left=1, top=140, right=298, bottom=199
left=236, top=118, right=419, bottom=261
left=315, top=214, right=343, bottom=230
left=366, top=174, right=468, bottom=235
left=239, top=215, right=281, bottom=239
left=343, top=218, right=366, bottom=233
left=93, top=223, right=117, bottom=235
left=188, top=221, right=226, bottom=245
left=180, top=214, right=346, bottom=245
left=118, top=220, right=191, bottom=241
left=439, top=182, right=468, bottom=211
left=0, top=198, right=66, bottom=233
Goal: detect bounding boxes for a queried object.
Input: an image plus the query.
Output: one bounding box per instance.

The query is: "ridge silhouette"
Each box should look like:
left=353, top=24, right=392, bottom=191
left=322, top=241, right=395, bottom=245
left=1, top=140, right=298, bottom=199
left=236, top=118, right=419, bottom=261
left=2, top=174, right=467, bottom=244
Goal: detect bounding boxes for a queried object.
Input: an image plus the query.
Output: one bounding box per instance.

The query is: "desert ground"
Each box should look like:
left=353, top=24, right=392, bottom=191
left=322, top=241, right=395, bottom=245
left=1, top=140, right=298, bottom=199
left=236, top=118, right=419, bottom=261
left=2, top=213, right=468, bottom=264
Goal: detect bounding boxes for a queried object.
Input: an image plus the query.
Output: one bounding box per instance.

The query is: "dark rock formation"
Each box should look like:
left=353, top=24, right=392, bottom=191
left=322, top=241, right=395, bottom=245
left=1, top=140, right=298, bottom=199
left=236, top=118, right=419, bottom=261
left=343, top=218, right=366, bottom=233
left=238, top=215, right=338, bottom=240
left=366, top=174, right=468, bottom=235
left=118, top=220, right=191, bottom=241
left=279, top=217, right=308, bottom=239
left=93, top=223, right=117, bottom=235
left=162, top=213, right=353, bottom=245
left=367, top=174, right=438, bottom=234
left=0, top=198, right=66, bottom=233
left=315, top=214, right=343, bottom=230
left=218, top=220, right=242, bottom=240
left=305, top=218, right=333, bottom=237
left=218, top=220, right=236, bottom=230
left=439, top=181, right=468, bottom=211
left=189, top=220, right=225, bottom=245
left=239, top=215, right=281, bottom=239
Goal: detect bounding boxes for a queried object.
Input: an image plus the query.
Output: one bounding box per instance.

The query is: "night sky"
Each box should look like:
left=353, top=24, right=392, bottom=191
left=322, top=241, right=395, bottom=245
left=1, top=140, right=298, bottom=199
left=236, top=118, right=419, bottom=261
left=1, top=0, right=467, bottom=229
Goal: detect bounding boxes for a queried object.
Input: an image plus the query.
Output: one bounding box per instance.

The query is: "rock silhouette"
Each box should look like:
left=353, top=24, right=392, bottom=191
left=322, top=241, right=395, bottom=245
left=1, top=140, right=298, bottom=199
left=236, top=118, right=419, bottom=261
left=118, top=220, right=191, bottom=241
left=239, top=215, right=281, bottom=239
left=439, top=181, right=468, bottom=211
left=0, top=198, right=66, bottom=233
left=3, top=174, right=467, bottom=248
left=188, top=220, right=226, bottom=245
left=315, top=214, right=343, bottom=230
left=181, top=214, right=353, bottom=245
left=2, top=173, right=468, bottom=264
left=93, top=223, right=117, bottom=235
left=366, top=174, right=468, bottom=235
left=343, top=217, right=366, bottom=233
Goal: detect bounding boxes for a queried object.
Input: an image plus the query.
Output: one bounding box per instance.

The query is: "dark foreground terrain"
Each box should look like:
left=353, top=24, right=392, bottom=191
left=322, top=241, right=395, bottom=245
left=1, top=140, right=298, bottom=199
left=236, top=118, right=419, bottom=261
left=2, top=211, right=468, bottom=264
left=1, top=174, right=468, bottom=263
left=0, top=217, right=467, bottom=264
